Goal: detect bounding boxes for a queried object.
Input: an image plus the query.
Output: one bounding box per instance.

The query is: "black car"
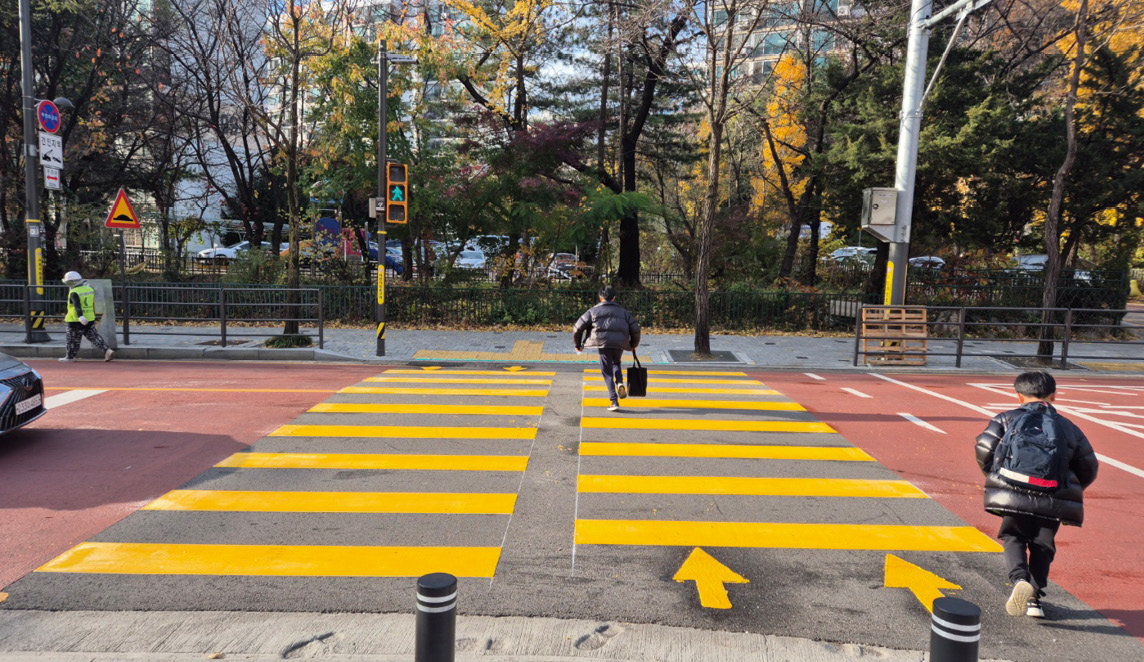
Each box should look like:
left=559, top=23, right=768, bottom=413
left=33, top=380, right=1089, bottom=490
left=0, top=352, right=46, bottom=434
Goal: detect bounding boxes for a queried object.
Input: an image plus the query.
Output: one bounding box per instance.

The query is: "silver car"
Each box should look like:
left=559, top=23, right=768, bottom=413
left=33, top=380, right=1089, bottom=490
left=0, top=353, right=46, bottom=435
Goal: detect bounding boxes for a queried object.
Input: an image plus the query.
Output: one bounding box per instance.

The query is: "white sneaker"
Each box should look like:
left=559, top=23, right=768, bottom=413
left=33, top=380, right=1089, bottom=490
left=617, top=383, right=627, bottom=399
left=59, top=357, right=75, bottom=362
left=104, top=349, right=115, bottom=362
left=607, top=403, right=620, bottom=412
left=1006, top=580, right=1035, bottom=616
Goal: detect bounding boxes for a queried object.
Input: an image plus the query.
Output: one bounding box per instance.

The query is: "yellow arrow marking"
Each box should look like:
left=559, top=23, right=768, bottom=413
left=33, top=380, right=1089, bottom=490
left=421, top=366, right=441, bottom=371
left=672, top=548, right=748, bottom=609
left=0, top=592, right=7, bottom=603
left=504, top=366, right=528, bottom=372
left=884, top=554, right=962, bottom=613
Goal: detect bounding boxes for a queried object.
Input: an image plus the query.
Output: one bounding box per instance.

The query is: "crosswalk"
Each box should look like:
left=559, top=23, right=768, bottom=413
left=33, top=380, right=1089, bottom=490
left=36, top=368, right=551, bottom=579
left=573, top=368, right=999, bottom=554
left=31, top=365, right=999, bottom=596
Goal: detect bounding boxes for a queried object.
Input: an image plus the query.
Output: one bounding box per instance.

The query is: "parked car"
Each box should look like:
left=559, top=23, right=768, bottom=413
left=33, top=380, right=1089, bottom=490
left=908, top=256, right=945, bottom=269
left=0, top=352, right=46, bottom=435
left=1015, top=254, right=1048, bottom=271
left=826, top=246, right=876, bottom=262
left=196, top=240, right=279, bottom=264
left=453, top=250, right=487, bottom=270
left=367, top=242, right=404, bottom=274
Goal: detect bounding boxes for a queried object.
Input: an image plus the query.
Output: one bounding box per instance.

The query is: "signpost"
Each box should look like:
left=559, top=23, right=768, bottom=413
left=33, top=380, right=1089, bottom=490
left=105, top=188, right=140, bottom=344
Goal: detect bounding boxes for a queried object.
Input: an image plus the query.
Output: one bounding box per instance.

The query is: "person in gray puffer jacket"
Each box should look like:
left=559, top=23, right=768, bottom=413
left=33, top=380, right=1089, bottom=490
left=573, top=286, right=640, bottom=411
left=974, top=371, right=1098, bottom=619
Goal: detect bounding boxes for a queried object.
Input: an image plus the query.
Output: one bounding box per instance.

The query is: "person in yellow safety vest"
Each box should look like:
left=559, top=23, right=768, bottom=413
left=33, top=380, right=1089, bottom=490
left=60, top=271, right=114, bottom=362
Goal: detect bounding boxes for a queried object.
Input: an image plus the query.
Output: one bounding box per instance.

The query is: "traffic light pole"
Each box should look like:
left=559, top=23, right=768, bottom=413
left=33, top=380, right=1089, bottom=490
left=376, top=39, right=387, bottom=357
left=19, top=0, right=49, bottom=343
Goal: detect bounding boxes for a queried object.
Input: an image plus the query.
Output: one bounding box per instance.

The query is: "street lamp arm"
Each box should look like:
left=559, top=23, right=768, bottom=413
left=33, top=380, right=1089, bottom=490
left=922, top=0, right=992, bottom=29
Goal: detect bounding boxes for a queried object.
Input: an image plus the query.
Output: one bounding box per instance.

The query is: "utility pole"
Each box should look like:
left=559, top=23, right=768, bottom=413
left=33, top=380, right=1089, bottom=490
left=19, top=0, right=49, bottom=342
left=885, top=0, right=992, bottom=304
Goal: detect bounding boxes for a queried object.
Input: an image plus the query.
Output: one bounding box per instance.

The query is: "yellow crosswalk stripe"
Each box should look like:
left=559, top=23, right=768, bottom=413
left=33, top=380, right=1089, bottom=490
left=583, top=386, right=778, bottom=395
left=341, top=386, right=549, bottom=397
left=581, top=398, right=804, bottom=411
left=271, top=424, right=536, bottom=439
left=578, top=475, right=926, bottom=498
left=36, top=542, right=502, bottom=577
left=145, top=490, right=517, bottom=514
left=385, top=369, right=556, bottom=376
left=575, top=520, right=1001, bottom=552
left=585, top=376, right=761, bottom=385
left=310, top=403, right=544, bottom=416
left=579, top=442, right=874, bottom=461
left=215, top=452, right=528, bottom=472
left=582, top=369, right=748, bottom=376
left=580, top=418, right=834, bottom=433
left=366, top=377, right=552, bottom=385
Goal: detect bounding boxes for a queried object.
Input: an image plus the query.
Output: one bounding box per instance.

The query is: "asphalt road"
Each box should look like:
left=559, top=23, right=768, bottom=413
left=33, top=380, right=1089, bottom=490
left=2, top=360, right=1142, bottom=662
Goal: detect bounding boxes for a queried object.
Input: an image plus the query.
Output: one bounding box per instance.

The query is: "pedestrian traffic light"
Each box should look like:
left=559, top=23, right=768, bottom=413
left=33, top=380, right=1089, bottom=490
left=385, top=162, right=408, bottom=224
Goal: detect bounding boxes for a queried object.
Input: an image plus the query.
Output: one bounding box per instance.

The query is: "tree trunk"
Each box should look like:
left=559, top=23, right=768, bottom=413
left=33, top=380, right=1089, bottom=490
left=694, top=122, right=723, bottom=356
left=284, top=33, right=301, bottom=337
left=1037, top=0, right=1088, bottom=362
left=616, top=133, right=641, bottom=286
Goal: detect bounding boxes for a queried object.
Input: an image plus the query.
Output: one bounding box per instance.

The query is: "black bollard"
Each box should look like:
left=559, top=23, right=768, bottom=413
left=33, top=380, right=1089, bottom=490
left=415, top=572, right=457, bottom=662
left=930, top=597, right=981, bottom=662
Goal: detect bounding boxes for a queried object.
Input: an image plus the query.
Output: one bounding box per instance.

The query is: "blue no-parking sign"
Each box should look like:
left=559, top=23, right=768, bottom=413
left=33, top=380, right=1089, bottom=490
left=37, top=100, right=60, bottom=134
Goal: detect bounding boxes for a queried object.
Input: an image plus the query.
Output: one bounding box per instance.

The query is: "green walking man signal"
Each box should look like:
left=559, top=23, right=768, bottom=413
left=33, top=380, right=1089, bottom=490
left=385, top=162, right=408, bottom=224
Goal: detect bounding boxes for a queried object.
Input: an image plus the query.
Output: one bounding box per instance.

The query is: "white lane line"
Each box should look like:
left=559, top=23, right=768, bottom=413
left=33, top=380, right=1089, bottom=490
left=873, top=374, right=1144, bottom=481
left=842, top=387, right=872, bottom=399
left=805, top=373, right=825, bottom=381
left=899, top=412, right=946, bottom=434
left=44, top=389, right=106, bottom=409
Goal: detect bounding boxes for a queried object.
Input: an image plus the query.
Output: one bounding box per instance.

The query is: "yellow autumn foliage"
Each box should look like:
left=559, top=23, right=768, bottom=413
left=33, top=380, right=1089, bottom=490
left=759, top=54, right=809, bottom=210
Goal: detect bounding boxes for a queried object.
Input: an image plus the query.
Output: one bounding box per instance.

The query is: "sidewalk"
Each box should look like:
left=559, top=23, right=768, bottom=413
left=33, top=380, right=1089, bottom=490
left=0, top=610, right=993, bottom=662
left=5, top=322, right=1141, bottom=373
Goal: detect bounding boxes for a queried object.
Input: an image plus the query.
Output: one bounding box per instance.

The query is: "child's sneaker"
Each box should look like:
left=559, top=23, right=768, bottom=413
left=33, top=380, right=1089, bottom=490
left=607, top=402, right=620, bottom=412
left=617, top=383, right=627, bottom=399
left=1006, top=580, right=1035, bottom=616
left=104, top=349, right=115, bottom=361
left=1026, top=596, right=1045, bottom=618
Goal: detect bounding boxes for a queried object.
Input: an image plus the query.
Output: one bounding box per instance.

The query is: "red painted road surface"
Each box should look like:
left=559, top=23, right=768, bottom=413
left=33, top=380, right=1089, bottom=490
left=0, top=360, right=382, bottom=589
left=759, top=371, right=1144, bottom=643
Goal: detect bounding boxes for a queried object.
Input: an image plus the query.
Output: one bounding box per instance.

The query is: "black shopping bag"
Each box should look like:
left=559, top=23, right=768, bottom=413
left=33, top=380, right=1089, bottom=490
left=626, top=350, right=647, bottom=397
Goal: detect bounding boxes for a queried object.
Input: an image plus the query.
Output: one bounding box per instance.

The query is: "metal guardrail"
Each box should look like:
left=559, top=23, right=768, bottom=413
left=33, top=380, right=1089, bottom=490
left=854, top=305, right=1140, bottom=368
left=0, top=282, right=323, bottom=349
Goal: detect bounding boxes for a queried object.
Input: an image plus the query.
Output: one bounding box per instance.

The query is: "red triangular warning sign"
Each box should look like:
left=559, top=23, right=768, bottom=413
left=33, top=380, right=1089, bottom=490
left=104, top=188, right=140, bottom=229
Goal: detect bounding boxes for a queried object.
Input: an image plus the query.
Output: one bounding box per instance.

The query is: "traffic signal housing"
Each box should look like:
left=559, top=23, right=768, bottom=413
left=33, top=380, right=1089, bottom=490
left=385, top=162, right=408, bottom=224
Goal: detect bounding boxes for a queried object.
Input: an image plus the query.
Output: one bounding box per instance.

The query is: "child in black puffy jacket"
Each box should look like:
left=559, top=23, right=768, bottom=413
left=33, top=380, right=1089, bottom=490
left=974, top=371, right=1098, bottom=619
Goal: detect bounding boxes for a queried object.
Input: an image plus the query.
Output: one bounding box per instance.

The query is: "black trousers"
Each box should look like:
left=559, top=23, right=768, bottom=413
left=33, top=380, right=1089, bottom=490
left=998, top=513, right=1060, bottom=595
left=597, top=348, right=624, bottom=402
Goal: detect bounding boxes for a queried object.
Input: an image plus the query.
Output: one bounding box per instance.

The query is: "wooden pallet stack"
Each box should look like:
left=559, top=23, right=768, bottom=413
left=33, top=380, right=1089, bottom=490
left=862, top=306, right=928, bottom=365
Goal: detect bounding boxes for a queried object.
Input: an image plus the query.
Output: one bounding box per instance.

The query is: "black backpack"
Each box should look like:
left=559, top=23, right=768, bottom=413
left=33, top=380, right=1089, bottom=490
left=992, top=407, right=1066, bottom=492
